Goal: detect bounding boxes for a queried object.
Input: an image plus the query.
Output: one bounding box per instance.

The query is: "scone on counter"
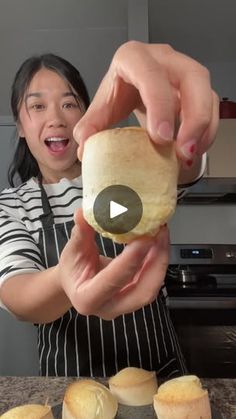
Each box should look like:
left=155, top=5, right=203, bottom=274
left=62, top=379, right=118, bottom=419
left=108, top=366, right=158, bottom=406
left=153, top=375, right=212, bottom=419
left=0, top=404, right=53, bottom=419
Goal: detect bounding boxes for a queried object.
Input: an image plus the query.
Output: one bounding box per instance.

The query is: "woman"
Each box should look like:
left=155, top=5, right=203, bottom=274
left=0, top=42, right=218, bottom=377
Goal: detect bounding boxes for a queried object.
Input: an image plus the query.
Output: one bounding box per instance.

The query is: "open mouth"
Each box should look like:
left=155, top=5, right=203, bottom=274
left=45, top=137, right=69, bottom=152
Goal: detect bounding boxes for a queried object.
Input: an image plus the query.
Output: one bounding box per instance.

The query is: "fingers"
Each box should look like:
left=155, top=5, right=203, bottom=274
left=196, top=90, right=219, bottom=155
left=59, top=209, right=99, bottom=300
left=72, top=226, right=169, bottom=318
left=71, top=236, right=155, bottom=314
left=173, top=68, right=218, bottom=161
left=74, top=72, right=139, bottom=160
left=73, top=40, right=218, bottom=163
left=96, top=226, right=170, bottom=319
left=73, top=41, right=176, bottom=160
left=68, top=208, right=95, bottom=257
left=147, top=45, right=218, bottom=161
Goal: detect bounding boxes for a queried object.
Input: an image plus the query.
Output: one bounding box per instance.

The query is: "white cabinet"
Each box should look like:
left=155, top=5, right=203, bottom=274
left=206, top=119, right=236, bottom=177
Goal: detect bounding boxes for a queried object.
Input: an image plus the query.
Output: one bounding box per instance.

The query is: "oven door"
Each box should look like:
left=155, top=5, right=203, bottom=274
left=166, top=271, right=236, bottom=378
left=169, top=306, right=236, bottom=378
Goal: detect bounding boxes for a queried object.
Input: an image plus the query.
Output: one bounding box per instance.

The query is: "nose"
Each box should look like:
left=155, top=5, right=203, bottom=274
left=46, top=105, right=66, bottom=128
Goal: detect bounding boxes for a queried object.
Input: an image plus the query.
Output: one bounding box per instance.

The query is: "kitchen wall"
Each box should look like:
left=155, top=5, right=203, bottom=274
left=148, top=0, right=236, bottom=100
left=169, top=204, right=236, bottom=244
left=0, top=0, right=127, bottom=118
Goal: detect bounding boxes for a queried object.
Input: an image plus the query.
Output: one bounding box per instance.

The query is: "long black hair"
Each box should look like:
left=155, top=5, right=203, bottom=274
left=8, top=53, right=90, bottom=187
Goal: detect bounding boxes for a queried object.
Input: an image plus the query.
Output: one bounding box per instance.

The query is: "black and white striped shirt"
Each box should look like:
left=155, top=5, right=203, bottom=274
left=0, top=176, right=82, bottom=306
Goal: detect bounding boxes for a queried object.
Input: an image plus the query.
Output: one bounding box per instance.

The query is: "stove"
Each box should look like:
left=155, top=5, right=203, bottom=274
left=165, top=244, right=236, bottom=309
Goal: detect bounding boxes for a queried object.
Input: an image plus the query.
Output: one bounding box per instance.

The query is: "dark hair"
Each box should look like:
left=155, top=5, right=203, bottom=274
left=8, top=53, right=90, bottom=187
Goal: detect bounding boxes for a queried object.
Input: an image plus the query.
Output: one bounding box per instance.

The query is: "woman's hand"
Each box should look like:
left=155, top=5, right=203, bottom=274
left=73, top=40, right=219, bottom=164
left=59, top=209, right=169, bottom=320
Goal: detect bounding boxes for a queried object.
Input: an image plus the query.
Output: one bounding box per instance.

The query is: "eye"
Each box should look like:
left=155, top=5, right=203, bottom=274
left=63, top=101, right=79, bottom=109
left=29, top=103, right=45, bottom=111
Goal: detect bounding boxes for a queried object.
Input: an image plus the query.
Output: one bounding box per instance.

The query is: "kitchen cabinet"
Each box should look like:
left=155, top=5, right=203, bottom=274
left=206, top=119, right=236, bottom=177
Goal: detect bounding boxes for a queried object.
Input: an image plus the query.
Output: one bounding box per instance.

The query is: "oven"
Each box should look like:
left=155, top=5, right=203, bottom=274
left=165, top=244, right=236, bottom=378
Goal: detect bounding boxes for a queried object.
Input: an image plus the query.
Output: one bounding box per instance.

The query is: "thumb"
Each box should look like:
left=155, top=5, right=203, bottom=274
left=73, top=74, right=112, bottom=161
left=73, top=72, right=138, bottom=161
left=71, top=208, right=95, bottom=244
left=73, top=117, right=98, bottom=161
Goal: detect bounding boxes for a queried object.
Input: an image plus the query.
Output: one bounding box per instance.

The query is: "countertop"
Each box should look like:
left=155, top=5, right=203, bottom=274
left=0, top=376, right=235, bottom=418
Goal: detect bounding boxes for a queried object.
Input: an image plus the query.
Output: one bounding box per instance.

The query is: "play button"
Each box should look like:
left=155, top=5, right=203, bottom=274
left=93, top=185, right=143, bottom=235
left=110, top=201, right=128, bottom=219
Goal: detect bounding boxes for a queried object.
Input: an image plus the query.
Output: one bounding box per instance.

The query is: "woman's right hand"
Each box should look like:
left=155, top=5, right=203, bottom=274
left=74, top=40, right=219, bottom=164
left=58, top=209, right=169, bottom=320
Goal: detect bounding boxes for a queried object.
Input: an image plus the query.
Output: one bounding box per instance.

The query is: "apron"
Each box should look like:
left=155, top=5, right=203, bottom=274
left=37, top=181, right=187, bottom=377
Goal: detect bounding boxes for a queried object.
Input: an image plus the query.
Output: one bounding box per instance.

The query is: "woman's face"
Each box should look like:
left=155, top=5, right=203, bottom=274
left=18, top=67, right=84, bottom=183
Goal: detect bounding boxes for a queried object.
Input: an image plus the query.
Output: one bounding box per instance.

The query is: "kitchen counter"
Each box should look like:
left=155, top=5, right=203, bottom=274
left=0, top=376, right=235, bottom=418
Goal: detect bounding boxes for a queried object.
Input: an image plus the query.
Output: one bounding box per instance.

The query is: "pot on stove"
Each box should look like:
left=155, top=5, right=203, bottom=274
left=178, top=268, right=198, bottom=284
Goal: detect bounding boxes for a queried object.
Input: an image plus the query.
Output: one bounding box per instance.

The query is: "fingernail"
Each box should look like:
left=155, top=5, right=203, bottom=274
left=156, top=226, right=169, bottom=247
left=77, top=144, right=83, bottom=161
left=186, top=159, right=193, bottom=167
left=73, top=124, right=80, bottom=144
left=180, top=139, right=197, bottom=159
left=157, top=121, right=174, bottom=141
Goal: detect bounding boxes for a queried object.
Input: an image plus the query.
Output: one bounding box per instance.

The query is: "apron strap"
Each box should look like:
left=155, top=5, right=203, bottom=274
left=38, top=175, right=54, bottom=228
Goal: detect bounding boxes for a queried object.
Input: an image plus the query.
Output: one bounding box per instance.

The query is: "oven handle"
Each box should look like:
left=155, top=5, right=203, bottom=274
left=167, top=297, right=236, bottom=310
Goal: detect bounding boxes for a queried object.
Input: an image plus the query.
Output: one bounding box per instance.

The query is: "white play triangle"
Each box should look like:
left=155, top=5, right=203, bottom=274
left=110, top=200, right=128, bottom=219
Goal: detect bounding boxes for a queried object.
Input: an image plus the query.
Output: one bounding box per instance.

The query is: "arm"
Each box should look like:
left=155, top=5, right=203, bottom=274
left=0, top=267, right=71, bottom=324
left=0, top=211, right=71, bottom=323
left=0, top=208, right=169, bottom=322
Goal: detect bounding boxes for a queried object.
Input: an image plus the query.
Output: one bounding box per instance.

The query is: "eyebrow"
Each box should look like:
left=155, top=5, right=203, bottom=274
left=25, top=91, right=79, bottom=100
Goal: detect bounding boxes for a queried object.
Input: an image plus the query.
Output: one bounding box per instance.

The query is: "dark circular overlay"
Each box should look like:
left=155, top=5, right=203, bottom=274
left=93, top=185, right=143, bottom=235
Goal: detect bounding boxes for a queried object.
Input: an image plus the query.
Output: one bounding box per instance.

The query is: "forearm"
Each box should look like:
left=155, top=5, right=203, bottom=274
left=0, top=266, right=72, bottom=324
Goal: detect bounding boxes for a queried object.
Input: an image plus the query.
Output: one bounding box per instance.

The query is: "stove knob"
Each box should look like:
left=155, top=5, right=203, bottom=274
left=225, top=251, right=236, bottom=258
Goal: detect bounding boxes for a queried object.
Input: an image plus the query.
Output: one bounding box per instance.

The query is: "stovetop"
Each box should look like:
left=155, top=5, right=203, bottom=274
left=165, top=274, right=236, bottom=311
left=166, top=245, right=236, bottom=308
left=166, top=274, right=236, bottom=298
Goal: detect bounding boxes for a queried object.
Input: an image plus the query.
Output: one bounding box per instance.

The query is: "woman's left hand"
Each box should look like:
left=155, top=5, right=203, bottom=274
left=58, top=209, right=169, bottom=320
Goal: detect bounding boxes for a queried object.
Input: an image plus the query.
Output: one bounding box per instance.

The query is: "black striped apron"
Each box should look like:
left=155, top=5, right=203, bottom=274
left=37, top=182, right=187, bottom=378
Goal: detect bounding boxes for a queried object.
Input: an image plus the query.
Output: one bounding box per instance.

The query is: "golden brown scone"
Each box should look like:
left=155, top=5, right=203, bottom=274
left=0, top=404, right=53, bottom=419
left=82, top=127, right=179, bottom=243
left=62, top=379, right=118, bottom=419
left=153, top=375, right=212, bottom=419
left=108, top=366, right=158, bottom=406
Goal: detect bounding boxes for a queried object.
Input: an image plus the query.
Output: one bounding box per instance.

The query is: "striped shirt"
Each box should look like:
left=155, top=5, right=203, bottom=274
left=0, top=176, right=82, bottom=299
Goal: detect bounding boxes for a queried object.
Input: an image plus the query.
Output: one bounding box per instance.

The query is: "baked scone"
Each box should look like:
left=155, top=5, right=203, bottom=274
left=108, top=366, right=158, bottom=406
left=82, top=127, right=179, bottom=243
left=0, top=404, right=53, bottom=419
left=62, top=379, right=118, bottom=419
left=153, top=375, right=212, bottom=419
